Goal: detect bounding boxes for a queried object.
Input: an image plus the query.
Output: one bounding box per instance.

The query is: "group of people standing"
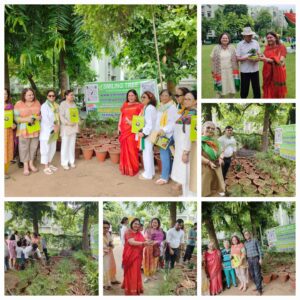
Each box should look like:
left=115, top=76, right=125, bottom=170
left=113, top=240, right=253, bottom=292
left=118, top=87, right=197, bottom=196
left=211, top=27, right=288, bottom=99
left=5, top=86, right=197, bottom=196
left=103, top=218, right=197, bottom=295
left=203, top=231, right=263, bottom=296
left=202, top=122, right=237, bottom=196
left=5, top=230, right=48, bottom=271
left=4, top=88, right=79, bottom=178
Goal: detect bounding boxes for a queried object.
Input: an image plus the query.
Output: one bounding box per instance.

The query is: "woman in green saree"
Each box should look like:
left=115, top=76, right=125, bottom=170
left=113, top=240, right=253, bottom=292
left=202, top=121, right=225, bottom=196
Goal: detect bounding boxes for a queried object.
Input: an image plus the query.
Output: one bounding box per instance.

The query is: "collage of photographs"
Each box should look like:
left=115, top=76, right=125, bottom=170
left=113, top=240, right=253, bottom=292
left=1, top=0, right=298, bottom=299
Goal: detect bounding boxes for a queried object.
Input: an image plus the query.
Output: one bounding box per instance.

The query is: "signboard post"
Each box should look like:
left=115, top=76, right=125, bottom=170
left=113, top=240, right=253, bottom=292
left=274, top=124, right=295, bottom=161
left=84, top=79, right=159, bottom=119
left=266, top=224, right=295, bottom=252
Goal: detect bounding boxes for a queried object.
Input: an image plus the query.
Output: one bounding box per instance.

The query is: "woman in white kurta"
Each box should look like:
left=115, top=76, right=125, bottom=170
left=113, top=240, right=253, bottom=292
left=138, top=91, right=157, bottom=180
left=40, top=90, right=60, bottom=175
left=171, top=91, right=197, bottom=196
left=155, top=90, right=178, bottom=185
left=59, top=90, right=79, bottom=170
left=211, top=33, right=240, bottom=98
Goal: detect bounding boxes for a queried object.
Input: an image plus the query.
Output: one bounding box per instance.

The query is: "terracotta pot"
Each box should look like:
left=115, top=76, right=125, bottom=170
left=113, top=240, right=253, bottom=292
left=56, top=140, right=61, bottom=152
left=155, top=155, right=162, bottom=173
left=94, top=147, right=108, bottom=162
left=263, top=274, right=272, bottom=284
left=75, top=146, right=81, bottom=159
left=278, top=272, right=289, bottom=283
left=102, top=144, right=115, bottom=151
left=109, top=148, right=120, bottom=164
left=271, top=273, right=278, bottom=281
left=289, top=274, right=296, bottom=289
left=81, top=146, right=94, bottom=160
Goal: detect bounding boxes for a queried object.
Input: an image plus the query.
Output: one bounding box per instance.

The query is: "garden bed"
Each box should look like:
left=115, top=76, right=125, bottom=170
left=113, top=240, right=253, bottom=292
left=225, top=154, right=295, bottom=197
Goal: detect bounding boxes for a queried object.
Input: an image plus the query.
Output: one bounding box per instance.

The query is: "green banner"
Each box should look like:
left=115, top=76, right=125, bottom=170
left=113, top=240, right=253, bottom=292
left=90, top=224, right=99, bottom=260
left=274, top=124, right=295, bottom=161
left=266, top=224, right=295, bottom=252
left=84, top=79, right=159, bottom=119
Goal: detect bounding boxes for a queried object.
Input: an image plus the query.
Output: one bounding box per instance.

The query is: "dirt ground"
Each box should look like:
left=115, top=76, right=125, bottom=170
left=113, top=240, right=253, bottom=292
left=5, top=152, right=177, bottom=197
left=220, top=279, right=295, bottom=296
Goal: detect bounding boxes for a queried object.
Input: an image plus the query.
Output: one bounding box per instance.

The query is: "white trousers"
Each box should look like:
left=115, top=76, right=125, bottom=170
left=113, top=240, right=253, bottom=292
left=40, top=140, right=57, bottom=165
left=60, top=133, right=76, bottom=166
left=142, top=138, right=155, bottom=179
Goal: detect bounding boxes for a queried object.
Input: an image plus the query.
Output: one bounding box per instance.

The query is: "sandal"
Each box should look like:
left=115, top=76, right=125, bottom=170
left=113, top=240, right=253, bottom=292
left=155, top=178, right=168, bottom=185
left=139, top=174, right=151, bottom=180
left=49, top=165, right=58, bottom=172
left=43, top=168, right=53, bottom=175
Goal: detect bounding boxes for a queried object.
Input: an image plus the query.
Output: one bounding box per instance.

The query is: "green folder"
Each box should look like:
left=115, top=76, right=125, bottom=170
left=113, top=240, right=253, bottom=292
left=69, top=107, right=79, bottom=123
left=27, top=120, right=40, bottom=134
left=155, top=136, right=171, bottom=150
left=190, top=115, right=197, bottom=141
left=131, top=115, right=144, bottom=133
left=4, top=110, right=13, bottom=129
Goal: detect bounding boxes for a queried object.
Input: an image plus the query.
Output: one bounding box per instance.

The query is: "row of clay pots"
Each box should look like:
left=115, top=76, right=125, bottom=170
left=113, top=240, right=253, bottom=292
left=81, top=145, right=120, bottom=164
left=263, top=271, right=295, bottom=287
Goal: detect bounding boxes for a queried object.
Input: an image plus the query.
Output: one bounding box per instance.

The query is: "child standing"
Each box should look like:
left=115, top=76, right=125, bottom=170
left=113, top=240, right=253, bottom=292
left=221, top=240, right=237, bottom=289
left=16, top=240, right=24, bottom=270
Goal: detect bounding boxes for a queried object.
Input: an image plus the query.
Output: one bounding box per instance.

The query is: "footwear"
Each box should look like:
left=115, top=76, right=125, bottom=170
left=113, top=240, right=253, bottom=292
left=139, top=174, right=151, bottom=180
left=219, top=192, right=225, bottom=196
left=70, top=164, right=76, bottom=168
left=5, top=174, right=10, bottom=179
left=227, top=286, right=230, bottom=289
left=144, top=278, right=150, bottom=283
left=104, top=286, right=112, bottom=290
left=256, top=290, right=263, bottom=296
left=155, top=178, right=168, bottom=185
left=111, top=280, right=121, bottom=284
left=49, top=165, right=58, bottom=172
left=43, top=168, right=53, bottom=175
left=62, top=165, right=70, bottom=170
left=23, top=170, right=30, bottom=176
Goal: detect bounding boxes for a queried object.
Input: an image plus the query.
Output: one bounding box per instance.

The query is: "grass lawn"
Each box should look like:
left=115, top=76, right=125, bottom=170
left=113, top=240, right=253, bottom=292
left=201, top=44, right=295, bottom=99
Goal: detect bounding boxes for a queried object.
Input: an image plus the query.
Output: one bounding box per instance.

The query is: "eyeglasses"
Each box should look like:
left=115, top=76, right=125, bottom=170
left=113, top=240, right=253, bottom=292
left=48, top=95, right=56, bottom=98
left=175, top=94, right=183, bottom=98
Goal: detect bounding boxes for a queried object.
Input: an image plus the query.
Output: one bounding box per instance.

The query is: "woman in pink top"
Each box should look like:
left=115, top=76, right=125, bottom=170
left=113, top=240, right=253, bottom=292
left=231, top=235, right=248, bottom=292
left=14, top=88, right=41, bottom=176
left=7, top=234, right=17, bottom=269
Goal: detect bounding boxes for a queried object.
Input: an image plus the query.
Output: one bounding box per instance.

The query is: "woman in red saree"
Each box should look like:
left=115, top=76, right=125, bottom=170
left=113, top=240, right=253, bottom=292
left=122, top=218, right=152, bottom=295
left=204, top=241, right=223, bottom=295
left=119, top=90, right=144, bottom=176
left=261, top=32, right=287, bottom=98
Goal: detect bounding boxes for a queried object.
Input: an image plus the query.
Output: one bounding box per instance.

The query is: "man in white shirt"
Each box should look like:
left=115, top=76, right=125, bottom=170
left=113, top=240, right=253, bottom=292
left=218, top=126, right=237, bottom=179
left=236, top=27, right=261, bottom=99
left=120, top=217, right=129, bottom=246
left=165, top=219, right=185, bottom=270
left=24, top=243, right=42, bottom=261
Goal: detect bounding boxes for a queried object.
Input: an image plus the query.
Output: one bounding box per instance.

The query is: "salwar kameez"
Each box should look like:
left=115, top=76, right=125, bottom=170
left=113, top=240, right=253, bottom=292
left=103, top=233, right=117, bottom=287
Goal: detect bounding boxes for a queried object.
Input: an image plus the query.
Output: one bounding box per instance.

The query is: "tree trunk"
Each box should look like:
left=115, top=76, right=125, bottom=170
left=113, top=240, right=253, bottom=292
left=169, top=202, right=177, bottom=227
left=52, top=48, right=56, bottom=89
left=27, top=74, right=44, bottom=103
left=59, top=49, right=69, bottom=98
left=248, top=207, right=258, bottom=238
left=152, top=10, right=163, bottom=89
left=32, top=214, right=39, bottom=234
left=82, top=206, right=90, bottom=251
left=262, top=104, right=270, bottom=152
left=203, top=216, right=219, bottom=249
left=5, top=50, right=10, bottom=90
left=288, top=103, right=296, bottom=124
left=204, top=104, right=213, bottom=122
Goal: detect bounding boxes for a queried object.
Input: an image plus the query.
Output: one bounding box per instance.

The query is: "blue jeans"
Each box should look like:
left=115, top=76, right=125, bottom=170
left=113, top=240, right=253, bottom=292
left=223, top=268, right=237, bottom=287
left=159, top=137, right=174, bottom=181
